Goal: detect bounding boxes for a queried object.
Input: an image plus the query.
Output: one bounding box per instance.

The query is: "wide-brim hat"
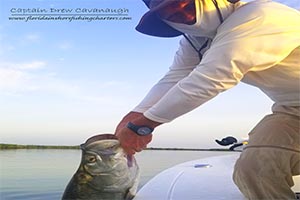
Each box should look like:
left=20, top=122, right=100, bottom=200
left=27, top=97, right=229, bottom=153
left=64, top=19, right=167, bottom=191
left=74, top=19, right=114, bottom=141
left=135, top=0, right=184, bottom=37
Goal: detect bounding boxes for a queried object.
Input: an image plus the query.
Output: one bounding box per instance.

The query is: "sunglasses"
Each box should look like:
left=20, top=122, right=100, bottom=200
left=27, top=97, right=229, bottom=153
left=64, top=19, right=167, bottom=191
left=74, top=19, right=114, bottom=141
left=155, top=0, right=197, bottom=25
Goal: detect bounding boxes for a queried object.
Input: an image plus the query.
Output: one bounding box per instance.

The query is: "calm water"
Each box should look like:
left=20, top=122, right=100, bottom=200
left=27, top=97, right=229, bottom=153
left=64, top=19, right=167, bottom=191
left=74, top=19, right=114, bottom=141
left=0, top=149, right=236, bottom=200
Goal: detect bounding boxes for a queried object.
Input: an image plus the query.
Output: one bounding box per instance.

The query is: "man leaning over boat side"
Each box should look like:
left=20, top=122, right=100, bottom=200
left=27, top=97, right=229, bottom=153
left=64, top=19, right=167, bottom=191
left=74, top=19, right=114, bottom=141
left=115, top=0, right=300, bottom=199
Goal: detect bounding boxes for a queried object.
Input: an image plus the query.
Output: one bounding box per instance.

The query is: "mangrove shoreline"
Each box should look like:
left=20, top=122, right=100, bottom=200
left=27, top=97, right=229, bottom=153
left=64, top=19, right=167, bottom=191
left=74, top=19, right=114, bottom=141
left=0, top=143, right=80, bottom=150
left=0, top=143, right=231, bottom=151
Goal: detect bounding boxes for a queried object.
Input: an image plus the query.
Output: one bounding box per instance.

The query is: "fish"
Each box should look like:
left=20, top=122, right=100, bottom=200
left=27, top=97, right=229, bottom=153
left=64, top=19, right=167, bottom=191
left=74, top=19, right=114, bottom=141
left=62, top=134, right=140, bottom=200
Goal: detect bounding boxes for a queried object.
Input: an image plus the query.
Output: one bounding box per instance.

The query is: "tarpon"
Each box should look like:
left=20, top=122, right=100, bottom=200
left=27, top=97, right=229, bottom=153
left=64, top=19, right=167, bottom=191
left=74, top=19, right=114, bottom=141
left=62, top=134, right=140, bottom=200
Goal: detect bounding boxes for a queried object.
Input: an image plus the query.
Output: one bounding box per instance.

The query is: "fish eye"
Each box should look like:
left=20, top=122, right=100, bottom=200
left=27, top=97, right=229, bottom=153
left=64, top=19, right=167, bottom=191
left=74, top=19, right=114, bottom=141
left=86, top=156, right=96, bottom=163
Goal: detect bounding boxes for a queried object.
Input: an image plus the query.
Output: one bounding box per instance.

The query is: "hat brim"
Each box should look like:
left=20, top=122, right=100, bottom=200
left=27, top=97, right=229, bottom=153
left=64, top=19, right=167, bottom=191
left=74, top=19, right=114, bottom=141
left=135, top=5, right=183, bottom=37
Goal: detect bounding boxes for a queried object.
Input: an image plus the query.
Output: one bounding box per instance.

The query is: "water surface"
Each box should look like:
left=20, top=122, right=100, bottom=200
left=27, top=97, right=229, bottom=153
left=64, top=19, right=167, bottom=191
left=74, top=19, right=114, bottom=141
left=0, top=149, right=236, bottom=200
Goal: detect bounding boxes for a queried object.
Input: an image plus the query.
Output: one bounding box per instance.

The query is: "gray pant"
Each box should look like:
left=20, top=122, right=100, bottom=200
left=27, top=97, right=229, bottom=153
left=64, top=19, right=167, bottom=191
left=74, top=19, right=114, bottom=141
left=233, top=108, right=300, bottom=200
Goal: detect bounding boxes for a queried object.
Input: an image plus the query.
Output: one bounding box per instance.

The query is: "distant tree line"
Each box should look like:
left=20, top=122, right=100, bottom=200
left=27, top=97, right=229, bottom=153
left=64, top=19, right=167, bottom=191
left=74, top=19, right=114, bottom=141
left=146, top=147, right=231, bottom=151
left=0, top=144, right=232, bottom=151
left=0, top=143, right=80, bottom=150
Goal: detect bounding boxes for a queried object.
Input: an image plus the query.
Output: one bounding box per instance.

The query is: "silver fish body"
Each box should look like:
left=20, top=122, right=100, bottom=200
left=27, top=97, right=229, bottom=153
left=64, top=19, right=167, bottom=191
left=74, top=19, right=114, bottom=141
left=62, top=134, right=139, bottom=200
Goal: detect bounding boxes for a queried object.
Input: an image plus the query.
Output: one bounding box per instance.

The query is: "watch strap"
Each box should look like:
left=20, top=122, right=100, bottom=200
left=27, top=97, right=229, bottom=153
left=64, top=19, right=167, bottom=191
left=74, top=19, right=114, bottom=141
left=126, top=122, right=153, bottom=136
left=127, top=122, right=139, bottom=133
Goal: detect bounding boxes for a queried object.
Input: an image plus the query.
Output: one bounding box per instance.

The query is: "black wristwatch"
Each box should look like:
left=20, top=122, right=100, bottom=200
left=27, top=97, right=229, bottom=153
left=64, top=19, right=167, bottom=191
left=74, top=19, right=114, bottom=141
left=126, top=122, right=154, bottom=136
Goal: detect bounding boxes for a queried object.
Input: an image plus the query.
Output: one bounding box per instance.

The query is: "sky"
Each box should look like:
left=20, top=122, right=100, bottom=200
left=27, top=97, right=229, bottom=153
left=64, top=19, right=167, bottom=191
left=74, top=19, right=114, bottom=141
left=0, top=0, right=299, bottom=148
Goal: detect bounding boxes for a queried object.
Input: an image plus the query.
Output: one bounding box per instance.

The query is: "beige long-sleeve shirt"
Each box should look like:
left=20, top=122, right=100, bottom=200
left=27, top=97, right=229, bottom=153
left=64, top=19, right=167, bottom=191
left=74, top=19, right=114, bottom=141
left=133, top=0, right=300, bottom=123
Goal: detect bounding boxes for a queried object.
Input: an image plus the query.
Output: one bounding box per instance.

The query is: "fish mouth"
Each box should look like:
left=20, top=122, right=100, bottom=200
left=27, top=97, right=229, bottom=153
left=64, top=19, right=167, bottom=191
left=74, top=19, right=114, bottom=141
left=81, top=146, right=118, bottom=156
left=84, top=134, right=118, bottom=145
left=80, top=134, right=121, bottom=157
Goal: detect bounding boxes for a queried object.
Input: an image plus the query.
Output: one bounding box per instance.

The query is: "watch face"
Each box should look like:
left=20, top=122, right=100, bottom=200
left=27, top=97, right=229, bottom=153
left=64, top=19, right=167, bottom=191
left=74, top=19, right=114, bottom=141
left=137, top=127, right=152, bottom=135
